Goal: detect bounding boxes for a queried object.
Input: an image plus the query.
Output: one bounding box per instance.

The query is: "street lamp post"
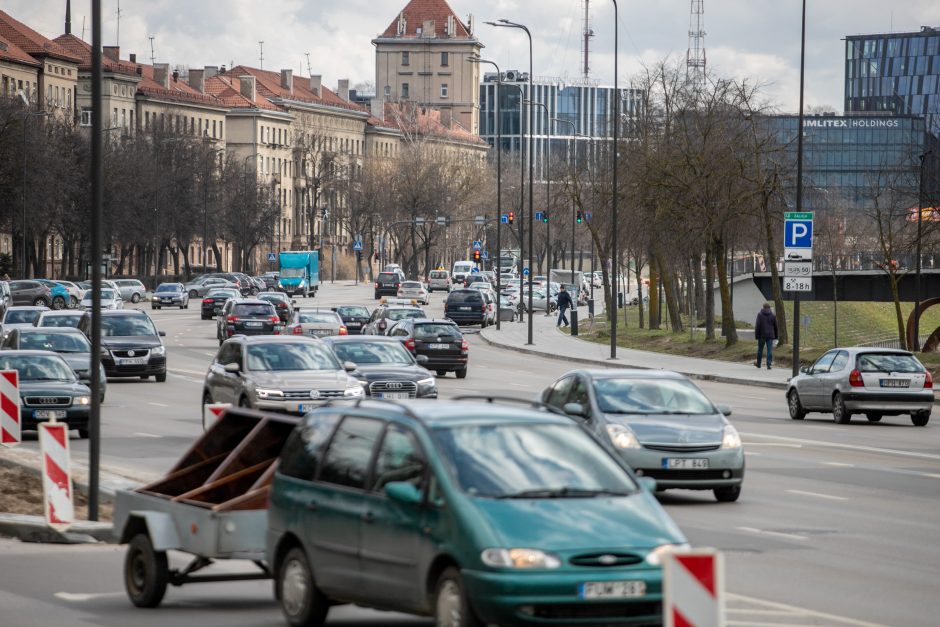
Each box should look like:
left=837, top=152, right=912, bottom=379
left=551, top=118, right=579, bottom=286
left=609, top=0, right=619, bottom=360
left=792, top=0, right=807, bottom=377
left=203, top=148, right=225, bottom=273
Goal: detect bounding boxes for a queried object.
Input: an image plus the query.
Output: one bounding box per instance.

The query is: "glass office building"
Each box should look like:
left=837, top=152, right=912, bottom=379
left=845, top=26, right=940, bottom=135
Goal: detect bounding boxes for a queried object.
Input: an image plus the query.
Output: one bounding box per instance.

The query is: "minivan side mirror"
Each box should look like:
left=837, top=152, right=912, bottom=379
left=385, top=481, right=423, bottom=505
left=716, top=404, right=733, bottom=417
left=224, top=362, right=240, bottom=373
left=343, top=361, right=358, bottom=373
left=563, top=402, right=588, bottom=418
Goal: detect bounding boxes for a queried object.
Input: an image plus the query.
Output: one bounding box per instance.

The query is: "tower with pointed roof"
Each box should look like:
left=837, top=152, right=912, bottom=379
left=372, top=0, right=482, bottom=135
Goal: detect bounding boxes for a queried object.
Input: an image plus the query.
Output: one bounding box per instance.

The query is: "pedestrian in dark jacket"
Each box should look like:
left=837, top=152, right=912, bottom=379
left=556, top=285, right=573, bottom=327
left=755, top=302, right=778, bottom=369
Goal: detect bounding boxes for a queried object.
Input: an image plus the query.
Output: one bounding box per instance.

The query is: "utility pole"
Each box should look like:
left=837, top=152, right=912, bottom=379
left=792, top=0, right=807, bottom=377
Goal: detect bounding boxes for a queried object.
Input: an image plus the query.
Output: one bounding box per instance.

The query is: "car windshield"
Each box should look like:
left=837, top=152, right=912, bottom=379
left=280, top=268, right=305, bottom=278
left=336, top=306, right=368, bottom=317
left=448, top=291, right=482, bottom=304
left=377, top=274, right=398, bottom=284
left=434, top=423, right=637, bottom=498
left=332, top=341, right=413, bottom=365
left=258, top=294, right=287, bottom=304
left=233, top=304, right=275, bottom=317
left=38, top=314, right=82, bottom=328
left=857, top=353, right=924, bottom=373
left=297, top=312, right=339, bottom=324
left=246, top=343, right=340, bottom=371
left=594, top=378, right=715, bottom=415
left=86, top=289, right=116, bottom=300
left=101, top=315, right=157, bottom=337
left=19, top=332, right=90, bottom=353
left=208, top=289, right=239, bottom=298
left=414, top=324, right=460, bottom=340
left=0, top=355, right=75, bottom=382
left=155, top=284, right=179, bottom=293
left=430, top=272, right=447, bottom=279
left=387, top=308, right=425, bottom=320
left=4, top=310, right=41, bottom=325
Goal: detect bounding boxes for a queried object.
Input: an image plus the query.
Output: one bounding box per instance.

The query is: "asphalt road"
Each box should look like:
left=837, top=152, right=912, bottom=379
left=3, top=281, right=939, bottom=626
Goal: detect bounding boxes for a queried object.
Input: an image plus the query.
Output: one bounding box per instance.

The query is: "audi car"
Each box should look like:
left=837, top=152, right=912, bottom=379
left=0, top=350, right=92, bottom=438
left=323, top=335, right=437, bottom=399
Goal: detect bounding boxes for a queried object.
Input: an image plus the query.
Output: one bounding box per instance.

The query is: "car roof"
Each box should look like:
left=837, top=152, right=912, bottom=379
left=8, top=306, right=48, bottom=311
left=323, top=335, right=400, bottom=344
left=410, top=318, right=458, bottom=325
left=99, top=309, right=148, bottom=316
left=16, top=326, right=85, bottom=335
left=834, top=347, right=914, bottom=356
left=0, top=349, right=68, bottom=358
left=234, top=335, right=320, bottom=344
left=38, top=310, right=82, bottom=316
left=232, top=299, right=272, bottom=305
left=329, top=399, right=572, bottom=429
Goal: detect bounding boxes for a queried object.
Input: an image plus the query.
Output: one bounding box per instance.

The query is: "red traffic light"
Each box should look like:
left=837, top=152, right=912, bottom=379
left=508, top=211, right=515, bottom=224
left=473, top=249, right=481, bottom=262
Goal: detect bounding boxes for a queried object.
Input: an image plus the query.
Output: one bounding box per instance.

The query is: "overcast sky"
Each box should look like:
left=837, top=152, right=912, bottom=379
left=7, top=1, right=940, bottom=113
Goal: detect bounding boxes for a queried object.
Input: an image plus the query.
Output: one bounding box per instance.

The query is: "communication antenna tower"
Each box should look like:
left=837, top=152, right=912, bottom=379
left=686, top=0, right=706, bottom=82
left=148, top=35, right=155, bottom=65
left=582, top=0, right=594, bottom=79
left=259, top=41, right=265, bottom=70
left=305, top=52, right=313, bottom=77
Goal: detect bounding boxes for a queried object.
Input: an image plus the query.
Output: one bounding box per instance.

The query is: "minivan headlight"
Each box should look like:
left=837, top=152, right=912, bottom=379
left=481, top=548, right=561, bottom=569
left=151, top=346, right=166, bottom=357
left=644, top=543, right=690, bottom=566
left=606, top=424, right=640, bottom=449
left=721, top=426, right=742, bottom=449
left=256, top=388, right=284, bottom=399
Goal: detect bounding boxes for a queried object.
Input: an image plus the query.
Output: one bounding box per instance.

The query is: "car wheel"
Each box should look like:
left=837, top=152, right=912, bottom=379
left=130, top=293, right=141, bottom=303
left=714, top=485, right=741, bottom=502
left=70, top=295, right=79, bottom=307
left=832, top=392, right=852, bottom=424
left=374, top=293, right=380, bottom=299
left=912, top=411, right=930, bottom=427
left=189, top=290, right=199, bottom=299
left=52, top=296, right=66, bottom=310
left=787, top=389, right=806, bottom=420
left=239, top=396, right=252, bottom=408
left=865, top=412, right=883, bottom=422
left=456, top=368, right=468, bottom=379
left=32, top=297, right=46, bottom=307
left=179, top=304, right=185, bottom=310
left=77, top=428, right=89, bottom=439
left=278, top=547, right=329, bottom=627
left=434, top=567, right=483, bottom=627
left=124, top=533, right=169, bottom=608
left=153, top=305, right=160, bottom=310
left=436, top=370, right=447, bottom=377
left=155, top=372, right=167, bottom=383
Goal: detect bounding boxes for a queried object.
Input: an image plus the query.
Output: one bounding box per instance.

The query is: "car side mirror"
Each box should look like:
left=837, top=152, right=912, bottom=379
left=637, top=476, right=657, bottom=493
left=343, top=361, right=358, bottom=373
left=384, top=481, right=423, bottom=505
left=158, top=331, right=166, bottom=337
left=800, top=366, right=810, bottom=375
left=563, top=402, right=588, bottom=418
left=415, top=354, right=429, bottom=365
left=716, top=404, right=733, bottom=417
left=330, top=307, right=337, bottom=311
left=224, top=362, right=240, bottom=373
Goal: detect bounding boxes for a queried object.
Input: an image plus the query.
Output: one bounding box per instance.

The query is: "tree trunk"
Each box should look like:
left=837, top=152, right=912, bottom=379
left=704, top=246, right=715, bottom=341
left=634, top=258, right=645, bottom=329
left=888, top=272, right=907, bottom=348
left=648, top=255, right=661, bottom=330
left=714, top=239, right=738, bottom=346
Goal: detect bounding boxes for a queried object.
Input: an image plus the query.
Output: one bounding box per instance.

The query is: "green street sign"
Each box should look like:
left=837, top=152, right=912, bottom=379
left=784, top=212, right=813, bottom=220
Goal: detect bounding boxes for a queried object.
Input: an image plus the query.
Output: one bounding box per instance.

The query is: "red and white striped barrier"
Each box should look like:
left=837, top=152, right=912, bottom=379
left=203, top=403, right=231, bottom=431
left=0, top=369, right=21, bottom=448
left=39, top=421, right=74, bottom=531
left=664, top=549, right=724, bottom=627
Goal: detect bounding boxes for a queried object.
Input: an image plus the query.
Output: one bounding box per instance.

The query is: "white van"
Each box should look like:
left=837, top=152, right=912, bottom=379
left=452, top=261, right=475, bottom=284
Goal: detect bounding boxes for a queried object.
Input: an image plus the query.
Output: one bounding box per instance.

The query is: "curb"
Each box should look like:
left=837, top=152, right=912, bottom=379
left=0, top=514, right=113, bottom=544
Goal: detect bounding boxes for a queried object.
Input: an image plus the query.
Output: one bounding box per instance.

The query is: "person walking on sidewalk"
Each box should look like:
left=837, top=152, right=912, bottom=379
left=755, top=302, right=778, bottom=370
left=556, top=285, right=573, bottom=327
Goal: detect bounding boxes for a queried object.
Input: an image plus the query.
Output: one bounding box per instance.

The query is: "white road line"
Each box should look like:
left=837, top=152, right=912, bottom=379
left=743, top=451, right=762, bottom=456
left=738, top=394, right=766, bottom=400
left=727, top=609, right=799, bottom=616
left=55, top=592, right=125, bottom=602
left=786, top=489, right=848, bottom=501
left=744, top=442, right=803, bottom=448
left=727, top=593, right=889, bottom=627
left=147, top=402, right=169, bottom=407
left=132, top=432, right=162, bottom=438
left=728, top=622, right=820, bottom=626
left=924, top=473, right=940, bottom=479
left=172, top=368, right=209, bottom=376
left=736, top=526, right=808, bottom=541
left=740, top=431, right=940, bottom=461
left=823, top=461, right=855, bottom=467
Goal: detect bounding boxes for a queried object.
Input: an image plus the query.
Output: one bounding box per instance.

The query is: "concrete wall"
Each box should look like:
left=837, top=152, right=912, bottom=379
left=712, top=275, right=767, bottom=326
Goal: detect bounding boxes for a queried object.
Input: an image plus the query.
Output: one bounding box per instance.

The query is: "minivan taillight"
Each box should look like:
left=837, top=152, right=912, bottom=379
left=849, top=369, right=864, bottom=387
left=925, top=371, right=934, bottom=389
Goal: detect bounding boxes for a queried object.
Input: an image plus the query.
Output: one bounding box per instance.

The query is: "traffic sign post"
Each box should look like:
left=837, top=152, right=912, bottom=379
left=523, top=267, right=529, bottom=277
left=481, top=251, right=489, bottom=259
left=535, top=211, right=544, bottom=223
left=352, top=241, right=363, bottom=251
left=39, top=420, right=74, bottom=532
left=472, top=241, right=482, bottom=251
left=783, top=261, right=812, bottom=277
left=267, top=252, right=277, bottom=263
left=500, top=214, right=509, bottom=224
left=784, top=212, right=814, bottom=262
left=664, top=549, right=725, bottom=627
left=0, top=370, right=21, bottom=448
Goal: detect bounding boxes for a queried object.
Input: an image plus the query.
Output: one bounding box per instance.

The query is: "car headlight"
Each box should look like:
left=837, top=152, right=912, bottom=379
left=417, top=377, right=435, bottom=388
left=256, top=388, right=284, bottom=399
left=606, top=424, right=640, bottom=449
left=644, top=543, right=690, bottom=566
left=75, top=396, right=91, bottom=406
left=481, top=548, right=561, bottom=569
left=721, top=426, right=742, bottom=449
left=151, top=346, right=166, bottom=357
left=344, top=384, right=364, bottom=398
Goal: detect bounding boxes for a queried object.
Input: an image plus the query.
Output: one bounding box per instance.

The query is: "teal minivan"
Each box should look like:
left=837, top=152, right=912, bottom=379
left=266, top=400, right=687, bottom=626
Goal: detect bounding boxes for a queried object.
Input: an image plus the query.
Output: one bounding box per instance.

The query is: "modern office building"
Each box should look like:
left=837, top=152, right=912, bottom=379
left=844, top=26, right=940, bottom=135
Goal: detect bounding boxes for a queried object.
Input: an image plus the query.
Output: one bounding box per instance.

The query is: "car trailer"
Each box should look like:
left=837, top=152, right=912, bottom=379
left=113, top=408, right=299, bottom=607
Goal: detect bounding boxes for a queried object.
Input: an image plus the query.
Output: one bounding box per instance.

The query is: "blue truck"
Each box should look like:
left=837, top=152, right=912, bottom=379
left=277, top=250, right=320, bottom=297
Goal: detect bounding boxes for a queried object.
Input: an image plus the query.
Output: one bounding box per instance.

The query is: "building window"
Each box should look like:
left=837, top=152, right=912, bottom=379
left=219, top=121, right=223, bottom=139
left=441, top=52, right=449, bottom=67
left=402, top=51, right=410, bottom=66
left=212, top=120, right=216, bottom=137
left=441, top=83, right=449, bottom=98
left=402, top=82, right=409, bottom=99
left=112, top=107, right=118, bottom=125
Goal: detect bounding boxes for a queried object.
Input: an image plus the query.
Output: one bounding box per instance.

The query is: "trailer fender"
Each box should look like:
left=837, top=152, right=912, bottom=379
left=119, top=511, right=182, bottom=551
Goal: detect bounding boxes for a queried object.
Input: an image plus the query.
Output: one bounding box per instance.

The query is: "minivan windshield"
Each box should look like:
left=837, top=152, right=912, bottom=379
left=594, top=378, right=715, bottom=415
left=101, top=315, right=158, bottom=337
left=336, top=306, right=369, bottom=317
left=447, top=291, right=482, bottom=304
left=246, top=343, right=340, bottom=371
left=434, top=423, right=636, bottom=498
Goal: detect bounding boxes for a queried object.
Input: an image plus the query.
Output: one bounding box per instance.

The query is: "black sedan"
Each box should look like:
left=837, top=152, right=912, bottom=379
left=256, top=291, right=294, bottom=323
left=332, top=305, right=370, bottom=335
left=386, top=318, right=468, bottom=378
left=200, top=287, right=241, bottom=320
left=152, top=282, right=190, bottom=310
left=322, top=336, right=437, bottom=399
left=0, top=350, right=92, bottom=437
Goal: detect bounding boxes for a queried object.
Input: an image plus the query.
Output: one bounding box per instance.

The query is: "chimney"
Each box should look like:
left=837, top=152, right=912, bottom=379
left=172, top=69, right=180, bottom=83
left=153, top=63, right=170, bottom=89
left=280, top=69, right=293, bottom=94
left=309, top=74, right=321, bottom=97
left=239, top=75, right=256, bottom=102
left=337, top=79, right=349, bottom=102
left=189, top=68, right=205, bottom=93
left=103, top=46, right=120, bottom=62
left=129, top=53, right=136, bottom=63
left=204, top=65, right=218, bottom=79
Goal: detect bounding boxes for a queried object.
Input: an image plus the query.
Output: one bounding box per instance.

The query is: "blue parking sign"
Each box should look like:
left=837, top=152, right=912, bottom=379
left=535, top=211, right=543, bottom=222
left=523, top=267, right=529, bottom=277
left=784, top=219, right=813, bottom=248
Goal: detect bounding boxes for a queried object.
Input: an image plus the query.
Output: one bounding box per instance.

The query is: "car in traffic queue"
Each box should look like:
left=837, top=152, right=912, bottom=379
left=322, top=335, right=437, bottom=399
left=34, top=279, right=71, bottom=310
left=361, top=301, right=426, bottom=336
left=112, top=279, right=148, bottom=303
left=787, top=348, right=934, bottom=426
left=79, top=309, right=167, bottom=382
left=151, top=283, right=189, bottom=310
left=1, top=306, right=49, bottom=340
left=216, top=299, right=282, bottom=345
left=0, top=351, right=92, bottom=438
left=463, top=274, right=489, bottom=289
left=9, top=280, right=53, bottom=307
left=184, top=276, right=236, bottom=299
left=53, top=280, right=84, bottom=308
left=466, top=283, right=498, bottom=326
left=444, top=289, right=489, bottom=327
left=256, top=291, right=295, bottom=323
left=200, top=287, right=241, bottom=320
left=427, top=269, right=451, bottom=292
left=34, top=309, right=85, bottom=328
left=374, top=271, right=403, bottom=299
left=285, top=308, right=347, bottom=338
left=259, top=272, right=280, bottom=290
left=80, top=287, right=124, bottom=310
left=543, top=369, right=745, bottom=502
left=1, top=327, right=107, bottom=401
left=267, top=399, right=686, bottom=627
left=202, top=272, right=253, bottom=296
left=0, top=281, right=11, bottom=317
left=331, top=305, right=370, bottom=335
left=397, top=280, right=430, bottom=305
left=498, top=295, right=516, bottom=322
left=203, top=335, right=362, bottom=412
left=387, top=318, right=469, bottom=379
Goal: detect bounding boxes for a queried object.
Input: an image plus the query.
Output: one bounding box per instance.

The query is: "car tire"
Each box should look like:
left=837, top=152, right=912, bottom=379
left=239, top=396, right=252, bottom=408
left=124, top=533, right=169, bottom=608
left=787, top=389, right=806, bottom=420
left=155, top=372, right=167, bottom=383
left=714, top=485, right=741, bottom=502
left=32, top=297, right=47, bottom=307
left=374, top=293, right=380, bottom=299
left=832, top=392, right=852, bottom=424
left=434, top=567, right=483, bottom=627
left=152, top=305, right=160, bottom=310
left=912, top=411, right=930, bottom=427
left=189, top=290, right=199, bottom=299
left=865, top=412, right=883, bottom=422
left=131, top=293, right=141, bottom=303
left=456, top=368, right=468, bottom=379
left=179, top=304, right=185, bottom=310
left=70, top=295, right=79, bottom=307
left=77, top=428, right=89, bottom=439
left=52, top=296, right=66, bottom=310
left=278, top=547, right=329, bottom=627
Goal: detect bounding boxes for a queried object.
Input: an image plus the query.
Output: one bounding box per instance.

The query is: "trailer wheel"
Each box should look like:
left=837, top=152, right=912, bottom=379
left=279, top=547, right=329, bottom=627
left=124, top=533, right=169, bottom=608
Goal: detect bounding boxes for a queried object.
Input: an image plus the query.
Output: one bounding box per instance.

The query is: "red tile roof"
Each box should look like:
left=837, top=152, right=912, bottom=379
left=224, top=65, right=371, bottom=117
left=380, top=0, right=472, bottom=39
left=384, top=102, right=487, bottom=146
left=204, top=73, right=283, bottom=112
left=0, top=33, right=40, bottom=67
left=0, top=10, right=80, bottom=63
left=52, top=34, right=139, bottom=75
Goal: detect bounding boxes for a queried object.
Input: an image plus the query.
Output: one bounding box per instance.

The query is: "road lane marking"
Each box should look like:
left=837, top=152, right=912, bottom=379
left=147, top=402, right=169, bottom=407
left=740, top=431, right=940, bottom=461
left=727, top=593, right=888, bottom=626
left=55, top=592, right=125, bottom=602
left=744, top=442, right=803, bottom=448
left=171, top=368, right=209, bottom=376
left=736, top=526, right=808, bottom=541
left=786, top=489, right=848, bottom=501
left=739, top=394, right=766, bottom=400
left=823, top=461, right=855, bottom=467
left=743, top=451, right=762, bottom=456
left=133, top=432, right=162, bottom=438
left=924, top=473, right=940, bottom=479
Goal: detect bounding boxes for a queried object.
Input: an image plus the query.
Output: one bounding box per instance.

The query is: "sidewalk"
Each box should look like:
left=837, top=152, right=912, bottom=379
left=480, top=312, right=792, bottom=390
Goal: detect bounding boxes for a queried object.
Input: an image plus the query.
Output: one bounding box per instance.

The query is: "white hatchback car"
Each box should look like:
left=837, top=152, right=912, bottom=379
left=397, top=281, right=430, bottom=305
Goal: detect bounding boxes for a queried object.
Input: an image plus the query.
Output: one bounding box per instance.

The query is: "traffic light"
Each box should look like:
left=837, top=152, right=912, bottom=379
left=508, top=211, right=515, bottom=225
left=576, top=210, right=583, bottom=224
left=543, top=211, right=549, bottom=223
left=473, top=249, right=481, bottom=262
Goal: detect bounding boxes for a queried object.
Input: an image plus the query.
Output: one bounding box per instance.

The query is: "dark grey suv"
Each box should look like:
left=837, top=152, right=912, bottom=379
left=9, top=280, right=52, bottom=307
